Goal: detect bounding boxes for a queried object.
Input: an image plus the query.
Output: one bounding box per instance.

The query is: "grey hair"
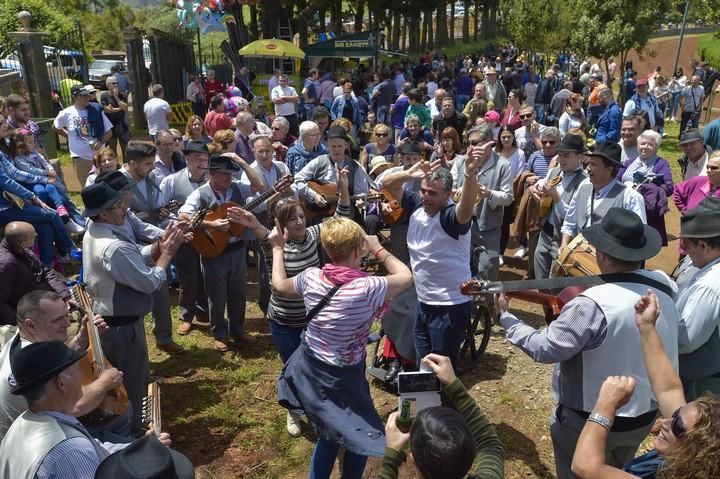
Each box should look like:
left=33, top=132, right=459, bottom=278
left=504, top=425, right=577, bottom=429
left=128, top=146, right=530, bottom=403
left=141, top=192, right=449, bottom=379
left=151, top=84, right=163, bottom=97
left=467, top=124, right=494, bottom=142
left=105, top=76, right=116, bottom=88
left=405, top=114, right=420, bottom=127
left=250, top=133, right=272, bottom=147
left=272, top=116, right=290, bottom=131
left=299, top=120, right=319, bottom=138
left=235, top=111, right=254, bottom=127
left=426, top=167, right=453, bottom=192
left=638, top=129, right=662, bottom=148
left=540, top=127, right=561, bottom=141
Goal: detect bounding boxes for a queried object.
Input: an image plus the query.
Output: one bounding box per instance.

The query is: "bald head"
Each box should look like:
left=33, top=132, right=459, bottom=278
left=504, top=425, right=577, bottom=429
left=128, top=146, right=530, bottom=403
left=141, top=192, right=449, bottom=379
left=4, top=222, right=36, bottom=248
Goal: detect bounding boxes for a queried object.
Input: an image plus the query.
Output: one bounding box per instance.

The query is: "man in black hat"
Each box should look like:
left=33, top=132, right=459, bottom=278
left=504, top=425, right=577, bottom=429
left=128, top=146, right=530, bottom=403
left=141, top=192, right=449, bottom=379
left=0, top=341, right=172, bottom=478
left=560, top=142, right=646, bottom=254
left=294, top=125, right=375, bottom=223
left=160, top=141, right=211, bottom=335
left=95, top=435, right=194, bottom=479
left=675, top=196, right=720, bottom=400
left=0, top=291, right=125, bottom=442
left=678, top=129, right=712, bottom=180
left=82, top=178, right=185, bottom=430
left=497, top=207, right=679, bottom=478
left=529, top=132, right=588, bottom=279
left=178, top=154, right=257, bottom=352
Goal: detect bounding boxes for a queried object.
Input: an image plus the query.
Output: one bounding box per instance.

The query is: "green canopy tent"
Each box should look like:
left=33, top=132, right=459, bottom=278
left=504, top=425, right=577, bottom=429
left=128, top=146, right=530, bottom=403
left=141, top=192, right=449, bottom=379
left=304, top=31, right=406, bottom=69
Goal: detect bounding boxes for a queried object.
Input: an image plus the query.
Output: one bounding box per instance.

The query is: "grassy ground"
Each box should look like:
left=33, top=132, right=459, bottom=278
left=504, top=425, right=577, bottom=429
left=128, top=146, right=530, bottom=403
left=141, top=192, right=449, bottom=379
left=697, top=31, right=720, bottom=67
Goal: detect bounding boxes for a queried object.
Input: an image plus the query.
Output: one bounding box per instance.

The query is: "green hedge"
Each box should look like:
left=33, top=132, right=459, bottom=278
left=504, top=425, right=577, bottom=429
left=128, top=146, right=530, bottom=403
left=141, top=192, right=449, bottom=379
left=698, top=31, right=720, bottom=68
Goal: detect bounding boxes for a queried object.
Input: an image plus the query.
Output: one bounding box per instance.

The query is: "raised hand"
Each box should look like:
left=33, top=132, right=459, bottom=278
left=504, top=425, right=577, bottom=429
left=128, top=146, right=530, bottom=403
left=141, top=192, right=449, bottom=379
left=634, top=289, right=660, bottom=329
left=268, top=218, right=286, bottom=250
left=336, top=165, right=350, bottom=192
left=226, top=206, right=257, bottom=227
left=597, top=376, right=636, bottom=410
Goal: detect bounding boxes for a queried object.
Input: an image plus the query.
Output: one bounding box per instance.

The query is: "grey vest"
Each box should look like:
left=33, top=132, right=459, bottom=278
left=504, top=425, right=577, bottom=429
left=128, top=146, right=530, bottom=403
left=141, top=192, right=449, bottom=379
left=196, top=182, right=247, bottom=210
left=0, top=411, right=109, bottom=478
left=680, top=329, right=720, bottom=380
left=455, top=153, right=513, bottom=232
left=167, top=168, right=204, bottom=204
left=83, top=221, right=154, bottom=317
left=545, top=167, right=587, bottom=235
left=125, top=171, right=163, bottom=225
left=573, top=181, right=626, bottom=231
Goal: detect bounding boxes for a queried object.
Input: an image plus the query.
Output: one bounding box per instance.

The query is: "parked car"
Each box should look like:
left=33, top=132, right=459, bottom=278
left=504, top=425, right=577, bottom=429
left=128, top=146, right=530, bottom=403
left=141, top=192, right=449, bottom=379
left=1, top=46, right=86, bottom=91
left=88, top=59, right=126, bottom=89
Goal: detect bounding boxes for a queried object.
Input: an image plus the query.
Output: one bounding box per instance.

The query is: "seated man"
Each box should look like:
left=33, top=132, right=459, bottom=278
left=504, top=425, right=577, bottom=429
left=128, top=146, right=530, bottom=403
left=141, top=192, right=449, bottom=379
left=379, top=354, right=504, bottom=479
left=0, top=341, right=172, bottom=478
left=0, top=222, right=70, bottom=327
left=0, top=290, right=124, bottom=442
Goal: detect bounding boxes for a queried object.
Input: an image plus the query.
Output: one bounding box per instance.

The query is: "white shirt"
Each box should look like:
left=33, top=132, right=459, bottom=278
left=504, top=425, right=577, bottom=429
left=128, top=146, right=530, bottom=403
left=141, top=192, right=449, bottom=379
left=677, top=258, right=720, bottom=354
left=425, top=99, right=442, bottom=120
left=267, top=75, right=280, bottom=97
left=53, top=106, right=113, bottom=160
left=143, top=97, right=171, bottom=135
left=241, top=160, right=292, bottom=212
left=271, top=85, right=298, bottom=116
left=685, top=152, right=709, bottom=180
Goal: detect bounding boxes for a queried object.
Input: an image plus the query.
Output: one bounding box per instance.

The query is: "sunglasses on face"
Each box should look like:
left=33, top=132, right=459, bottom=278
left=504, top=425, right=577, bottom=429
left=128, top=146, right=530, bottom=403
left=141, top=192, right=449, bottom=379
left=520, top=113, right=534, bottom=119
left=173, top=137, right=182, bottom=142
left=375, top=133, right=388, bottom=137
left=671, top=408, right=687, bottom=438
left=542, top=140, right=557, bottom=145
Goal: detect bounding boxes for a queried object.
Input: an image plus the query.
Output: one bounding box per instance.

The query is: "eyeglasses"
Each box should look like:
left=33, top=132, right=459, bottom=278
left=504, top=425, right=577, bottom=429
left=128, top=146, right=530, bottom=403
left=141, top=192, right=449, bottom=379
left=173, top=137, right=183, bottom=142
left=375, top=133, right=388, bottom=137
left=671, top=408, right=687, bottom=438
left=541, top=140, right=557, bottom=145
left=520, top=113, right=534, bottom=119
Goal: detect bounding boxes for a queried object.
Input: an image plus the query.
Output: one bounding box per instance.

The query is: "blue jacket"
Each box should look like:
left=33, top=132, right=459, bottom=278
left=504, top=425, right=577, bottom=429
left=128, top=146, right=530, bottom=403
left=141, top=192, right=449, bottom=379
left=595, top=102, right=622, bottom=143
left=87, top=102, right=107, bottom=141
left=0, top=152, right=35, bottom=212
left=331, top=95, right=362, bottom=128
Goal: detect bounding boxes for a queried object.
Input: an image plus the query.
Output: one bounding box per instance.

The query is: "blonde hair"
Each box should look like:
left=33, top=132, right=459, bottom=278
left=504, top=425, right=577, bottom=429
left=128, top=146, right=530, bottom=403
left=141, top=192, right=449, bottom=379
left=213, top=129, right=235, bottom=150
left=207, top=142, right=224, bottom=155
left=320, top=217, right=365, bottom=262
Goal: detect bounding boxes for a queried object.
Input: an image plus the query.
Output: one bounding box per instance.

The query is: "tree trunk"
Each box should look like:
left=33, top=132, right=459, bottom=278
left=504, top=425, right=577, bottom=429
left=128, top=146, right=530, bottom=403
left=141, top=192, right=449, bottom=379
left=481, top=0, right=489, bottom=40
left=248, top=4, right=259, bottom=40
left=333, top=0, right=343, bottom=36
left=295, top=0, right=309, bottom=48
left=354, top=0, right=364, bottom=33
left=449, top=3, right=456, bottom=45
left=462, top=0, right=471, bottom=43
left=488, top=0, right=497, bottom=37
left=436, top=3, right=448, bottom=48
left=426, top=9, right=434, bottom=51
left=474, top=0, right=481, bottom=41
left=409, top=12, right=420, bottom=53
left=390, top=10, right=400, bottom=51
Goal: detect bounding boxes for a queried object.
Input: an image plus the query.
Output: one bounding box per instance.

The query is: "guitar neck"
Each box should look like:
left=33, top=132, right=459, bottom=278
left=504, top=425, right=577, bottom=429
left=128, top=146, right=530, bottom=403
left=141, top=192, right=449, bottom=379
left=147, top=382, right=162, bottom=435
left=242, top=176, right=291, bottom=212
left=72, top=285, right=106, bottom=369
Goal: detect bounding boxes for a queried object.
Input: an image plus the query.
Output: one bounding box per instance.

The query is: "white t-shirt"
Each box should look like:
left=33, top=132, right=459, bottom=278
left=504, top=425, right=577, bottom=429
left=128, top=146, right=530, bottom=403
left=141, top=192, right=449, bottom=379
left=143, top=97, right=171, bottom=135
left=53, top=106, right=113, bottom=161
left=271, top=85, right=298, bottom=116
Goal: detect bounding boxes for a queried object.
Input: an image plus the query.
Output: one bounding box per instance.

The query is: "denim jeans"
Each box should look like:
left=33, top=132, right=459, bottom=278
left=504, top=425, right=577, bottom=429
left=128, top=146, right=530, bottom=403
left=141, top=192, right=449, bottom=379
left=456, top=94, right=470, bottom=111
left=669, top=91, right=681, bottom=118
left=376, top=104, right=391, bottom=126
left=0, top=205, right=74, bottom=265
left=534, top=103, right=547, bottom=124
left=309, top=438, right=368, bottom=479
left=414, top=301, right=472, bottom=368
left=269, top=321, right=302, bottom=363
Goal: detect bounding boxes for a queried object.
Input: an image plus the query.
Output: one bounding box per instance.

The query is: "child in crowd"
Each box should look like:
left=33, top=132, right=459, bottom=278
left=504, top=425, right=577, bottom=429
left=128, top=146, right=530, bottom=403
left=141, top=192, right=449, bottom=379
left=404, top=89, right=432, bottom=130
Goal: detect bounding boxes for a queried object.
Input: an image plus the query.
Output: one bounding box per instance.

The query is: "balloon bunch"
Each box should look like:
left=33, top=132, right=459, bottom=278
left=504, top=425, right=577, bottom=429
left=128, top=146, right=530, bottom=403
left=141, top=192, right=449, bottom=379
left=174, top=0, right=235, bottom=34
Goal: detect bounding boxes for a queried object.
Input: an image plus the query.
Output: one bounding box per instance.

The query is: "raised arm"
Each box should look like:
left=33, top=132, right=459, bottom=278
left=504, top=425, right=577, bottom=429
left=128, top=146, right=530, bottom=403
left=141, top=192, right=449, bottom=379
left=364, top=235, right=412, bottom=299
left=635, top=290, right=686, bottom=416
left=381, top=160, right=429, bottom=206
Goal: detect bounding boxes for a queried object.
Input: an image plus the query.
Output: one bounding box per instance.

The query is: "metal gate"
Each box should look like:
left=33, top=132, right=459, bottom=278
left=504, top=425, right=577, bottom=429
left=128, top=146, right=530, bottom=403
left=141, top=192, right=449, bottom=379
left=46, top=21, right=89, bottom=108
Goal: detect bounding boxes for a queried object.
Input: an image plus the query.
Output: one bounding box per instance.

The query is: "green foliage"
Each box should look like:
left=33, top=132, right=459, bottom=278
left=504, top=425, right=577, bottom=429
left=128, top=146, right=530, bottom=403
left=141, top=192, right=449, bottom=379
left=689, top=0, right=720, bottom=24
left=568, top=0, right=671, bottom=59
left=0, top=0, right=74, bottom=57
left=134, top=5, right=184, bottom=35
left=503, top=0, right=570, bottom=54
left=80, top=8, right=129, bottom=52
left=698, top=31, right=720, bottom=69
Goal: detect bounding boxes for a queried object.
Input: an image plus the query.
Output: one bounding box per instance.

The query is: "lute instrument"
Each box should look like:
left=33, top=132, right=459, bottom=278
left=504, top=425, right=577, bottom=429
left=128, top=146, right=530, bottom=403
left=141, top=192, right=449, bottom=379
left=191, top=175, right=293, bottom=258
left=142, top=381, right=162, bottom=435
left=378, top=188, right=405, bottom=224
left=302, top=180, right=383, bottom=220
left=72, top=284, right=130, bottom=425
left=538, top=174, right=563, bottom=218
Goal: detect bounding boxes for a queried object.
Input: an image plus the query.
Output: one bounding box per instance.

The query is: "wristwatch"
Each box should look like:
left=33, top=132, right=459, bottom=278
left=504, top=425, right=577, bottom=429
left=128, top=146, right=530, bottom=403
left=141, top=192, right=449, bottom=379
left=588, top=412, right=612, bottom=431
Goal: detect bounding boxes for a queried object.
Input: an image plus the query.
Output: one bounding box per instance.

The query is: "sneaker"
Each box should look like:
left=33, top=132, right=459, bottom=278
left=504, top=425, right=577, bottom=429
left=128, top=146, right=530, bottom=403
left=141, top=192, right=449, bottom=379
left=286, top=411, right=302, bottom=437
left=56, top=205, right=69, bottom=218
left=513, top=246, right=528, bottom=259
left=498, top=256, right=504, bottom=267
left=66, top=220, right=86, bottom=235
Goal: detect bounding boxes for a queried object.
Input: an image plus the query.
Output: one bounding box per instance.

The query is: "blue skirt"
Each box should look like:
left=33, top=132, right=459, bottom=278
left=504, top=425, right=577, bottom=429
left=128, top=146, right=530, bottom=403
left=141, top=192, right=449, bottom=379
left=277, top=341, right=386, bottom=457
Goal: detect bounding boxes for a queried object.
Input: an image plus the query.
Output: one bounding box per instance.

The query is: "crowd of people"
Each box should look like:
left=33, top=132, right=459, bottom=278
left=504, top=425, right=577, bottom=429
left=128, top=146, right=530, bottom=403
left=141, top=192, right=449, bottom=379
left=0, top=44, right=720, bottom=479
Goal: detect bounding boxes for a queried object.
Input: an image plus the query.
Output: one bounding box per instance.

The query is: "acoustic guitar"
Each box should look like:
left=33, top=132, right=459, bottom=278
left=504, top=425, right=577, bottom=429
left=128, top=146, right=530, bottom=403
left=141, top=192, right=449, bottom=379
left=191, top=175, right=293, bottom=258
left=72, top=285, right=130, bottom=425
left=143, top=381, right=162, bottom=435
left=303, top=181, right=383, bottom=220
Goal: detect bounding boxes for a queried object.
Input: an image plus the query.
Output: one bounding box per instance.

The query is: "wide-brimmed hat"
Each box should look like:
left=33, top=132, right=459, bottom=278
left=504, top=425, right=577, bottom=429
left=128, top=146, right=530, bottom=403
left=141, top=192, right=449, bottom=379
left=397, top=141, right=421, bottom=155
left=184, top=140, right=209, bottom=156
left=681, top=196, right=720, bottom=239
left=96, top=170, right=136, bottom=193
left=556, top=133, right=587, bottom=153
left=588, top=142, right=623, bottom=167
left=326, top=125, right=350, bottom=142
left=9, top=341, right=86, bottom=395
left=368, top=156, right=393, bottom=176
left=679, top=129, right=703, bottom=146
left=208, top=154, right=240, bottom=174
left=583, top=207, right=662, bottom=261
left=71, top=85, right=90, bottom=97
left=81, top=182, right=127, bottom=217
left=94, top=436, right=195, bottom=479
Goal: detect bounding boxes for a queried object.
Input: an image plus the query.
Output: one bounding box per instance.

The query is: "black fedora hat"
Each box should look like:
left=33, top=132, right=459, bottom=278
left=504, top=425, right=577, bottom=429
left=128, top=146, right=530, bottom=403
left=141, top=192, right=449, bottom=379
left=96, top=170, right=136, bottom=193
left=81, top=182, right=127, bottom=217
left=95, top=436, right=195, bottom=479
left=556, top=133, right=587, bottom=153
left=326, top=125, right=350, bottom=142
left=183, top=140, right=209, bottom=156
left=9, top=341, right=86, bottom=395
left=583, top=207, right=662, bottom=261
left=588, top=142, right=623, bottom=167
left=681, top=196, right=720, bottom=239
left=208, top=154, right=240, bottom=174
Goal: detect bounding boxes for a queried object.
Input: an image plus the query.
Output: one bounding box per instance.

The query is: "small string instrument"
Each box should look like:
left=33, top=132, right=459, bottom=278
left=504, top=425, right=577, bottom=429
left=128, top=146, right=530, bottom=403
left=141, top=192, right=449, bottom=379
left=191, top=175, right=293, bottom=258
left=379, top=188, right=405, bottom=224
left=538, top=175, right=563, bottom=218
left=303, top=181, right=382, bottom=220
left=72, top=284, right=129, bottom=425
left=142, top=381, right=162, bottom=435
